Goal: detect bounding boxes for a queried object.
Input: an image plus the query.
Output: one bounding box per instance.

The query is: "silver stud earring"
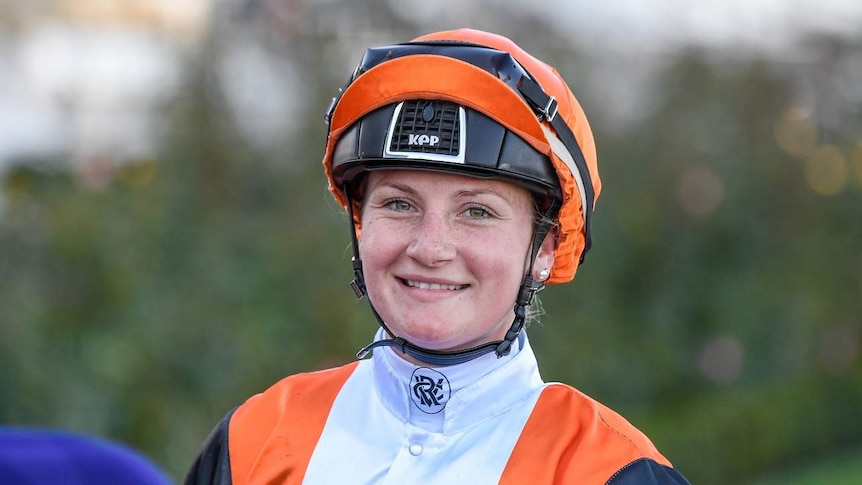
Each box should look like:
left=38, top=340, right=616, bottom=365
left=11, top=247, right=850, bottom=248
left=538, top=268, right=550, bottom=281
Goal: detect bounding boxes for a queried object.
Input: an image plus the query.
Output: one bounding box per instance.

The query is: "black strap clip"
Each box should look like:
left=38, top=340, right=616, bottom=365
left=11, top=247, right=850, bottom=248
left=540, top=95, right=558, bottom=122
left=516, top=75, right=557, bottom=122
left=349, top=257, right=366, bottom=299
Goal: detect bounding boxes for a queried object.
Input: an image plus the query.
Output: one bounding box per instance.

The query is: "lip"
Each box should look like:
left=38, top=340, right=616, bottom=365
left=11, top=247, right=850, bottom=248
left=396, top=275, right=469, bottom=298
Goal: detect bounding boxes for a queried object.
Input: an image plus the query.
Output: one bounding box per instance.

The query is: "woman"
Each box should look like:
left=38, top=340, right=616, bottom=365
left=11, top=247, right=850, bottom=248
left=187, top=29, right=690, bottom=484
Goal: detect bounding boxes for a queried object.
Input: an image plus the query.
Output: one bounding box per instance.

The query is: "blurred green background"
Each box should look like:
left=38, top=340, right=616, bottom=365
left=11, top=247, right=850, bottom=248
left=1, top=1, right=860, bottom=483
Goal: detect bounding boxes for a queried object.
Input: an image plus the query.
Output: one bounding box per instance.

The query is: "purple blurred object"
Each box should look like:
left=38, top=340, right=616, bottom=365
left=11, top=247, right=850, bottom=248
left=0, top=427, right=173, bottom=485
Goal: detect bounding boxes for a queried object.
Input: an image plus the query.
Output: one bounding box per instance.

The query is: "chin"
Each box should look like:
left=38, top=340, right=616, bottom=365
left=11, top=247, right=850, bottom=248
left=393, top=319, right=465, bottom=351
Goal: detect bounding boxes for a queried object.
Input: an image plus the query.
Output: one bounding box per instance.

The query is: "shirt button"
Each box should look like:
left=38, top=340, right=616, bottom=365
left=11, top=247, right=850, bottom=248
left=409, top=443, right=423, bottom=456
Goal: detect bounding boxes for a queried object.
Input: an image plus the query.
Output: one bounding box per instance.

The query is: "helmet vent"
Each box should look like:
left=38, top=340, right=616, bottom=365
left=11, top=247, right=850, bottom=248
left=384, top=101, right=466, bottom=163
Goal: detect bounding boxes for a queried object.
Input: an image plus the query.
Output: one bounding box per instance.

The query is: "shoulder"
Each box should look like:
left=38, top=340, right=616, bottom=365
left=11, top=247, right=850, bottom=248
left=228, top=362, right=360, bottom=447
left=501, top=383, right=688, bottom=484
left=185, top=362, right=361, bottom=485
left=538, top=383, right=667, bottom=463
left=231, top=361, right=360, bottom=428
left=228, top=362, right=360, bottom=482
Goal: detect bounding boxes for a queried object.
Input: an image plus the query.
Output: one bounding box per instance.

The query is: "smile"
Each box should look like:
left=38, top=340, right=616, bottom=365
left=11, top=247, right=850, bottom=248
left=402, top=279, right=467, bottom=291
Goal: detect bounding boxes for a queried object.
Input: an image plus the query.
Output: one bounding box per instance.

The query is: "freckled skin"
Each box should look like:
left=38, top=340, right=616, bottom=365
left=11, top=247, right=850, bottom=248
left=359, top=170, right=556, bottom=360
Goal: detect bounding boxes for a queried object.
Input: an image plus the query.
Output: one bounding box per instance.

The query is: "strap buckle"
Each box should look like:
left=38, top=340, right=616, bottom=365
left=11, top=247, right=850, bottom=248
left=541, top=95, right=558, bottom=122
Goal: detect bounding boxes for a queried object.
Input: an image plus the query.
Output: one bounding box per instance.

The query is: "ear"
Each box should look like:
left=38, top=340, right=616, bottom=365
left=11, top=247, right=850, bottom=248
left=533, top=226, right=558, bottom=281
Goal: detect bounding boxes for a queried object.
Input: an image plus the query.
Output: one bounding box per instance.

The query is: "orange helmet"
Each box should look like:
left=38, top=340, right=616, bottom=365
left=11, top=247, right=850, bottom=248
left=323, top=29, right=601, bottom=284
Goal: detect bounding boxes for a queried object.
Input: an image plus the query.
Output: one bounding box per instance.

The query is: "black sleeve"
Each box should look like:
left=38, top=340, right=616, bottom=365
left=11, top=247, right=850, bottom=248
left=606, top=458, right=690, bottom=485
left=184, top=408, right=237, bottom=485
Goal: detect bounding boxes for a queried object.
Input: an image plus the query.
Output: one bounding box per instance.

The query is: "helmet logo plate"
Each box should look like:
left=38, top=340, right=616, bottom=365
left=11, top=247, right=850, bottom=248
left=384, top=101, right=466, bottom=164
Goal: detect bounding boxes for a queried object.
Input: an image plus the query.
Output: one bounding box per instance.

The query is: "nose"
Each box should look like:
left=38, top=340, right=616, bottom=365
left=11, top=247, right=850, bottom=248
left=405, top=213, right=456, bottom=267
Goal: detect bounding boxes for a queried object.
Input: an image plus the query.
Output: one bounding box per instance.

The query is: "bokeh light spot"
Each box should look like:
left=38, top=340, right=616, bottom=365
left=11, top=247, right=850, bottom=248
left=698, top=335, right=745, bottom=384
left=774, top=107, right=819, bottom=158
left=4, top=171, right=33, bottom=207
left=75, top=156, right=115, bottom=191
left=805, top=144, right=847, bottom=196
left=118, top=160, right=158, bottom=187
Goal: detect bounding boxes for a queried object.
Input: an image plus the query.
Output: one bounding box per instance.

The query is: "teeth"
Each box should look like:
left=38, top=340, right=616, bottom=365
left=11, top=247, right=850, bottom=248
left=405, top=280, right=465, bottom=291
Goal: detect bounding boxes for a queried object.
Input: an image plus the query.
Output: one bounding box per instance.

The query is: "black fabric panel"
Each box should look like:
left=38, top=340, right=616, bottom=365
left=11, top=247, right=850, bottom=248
left=463, top=109, right=506, bottom=168
left=606, top=458, right=691, bottom=485
left=184, top=408, right=237, bottom=485
left=498, top=130, right=558, bottom=186
left=332, top=122, right=359, bottom=168
left=357, top=105, right=393, bottom=159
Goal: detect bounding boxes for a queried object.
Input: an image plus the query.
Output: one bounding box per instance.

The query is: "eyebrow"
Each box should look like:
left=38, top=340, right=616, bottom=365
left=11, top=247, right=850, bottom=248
left=455, top=188, right=505, bottom=199
left=372, top=181, right=508, bottom=201
left=376, top=182, right=416, bottom=195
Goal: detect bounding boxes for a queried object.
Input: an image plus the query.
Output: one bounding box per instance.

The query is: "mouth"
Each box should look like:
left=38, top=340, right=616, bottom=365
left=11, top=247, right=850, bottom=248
left=400, top=278, right=468, bottom=291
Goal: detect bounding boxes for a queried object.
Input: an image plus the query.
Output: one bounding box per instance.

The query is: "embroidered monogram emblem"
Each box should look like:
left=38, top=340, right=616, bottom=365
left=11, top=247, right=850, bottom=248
left=409, top=367, right=450, bottom=414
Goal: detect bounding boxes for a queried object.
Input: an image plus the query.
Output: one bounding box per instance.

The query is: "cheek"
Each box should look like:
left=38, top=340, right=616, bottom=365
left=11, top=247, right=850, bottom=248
left=358, top=219, right=402, bottom=268
left=465, top=233, right=530, bottom=281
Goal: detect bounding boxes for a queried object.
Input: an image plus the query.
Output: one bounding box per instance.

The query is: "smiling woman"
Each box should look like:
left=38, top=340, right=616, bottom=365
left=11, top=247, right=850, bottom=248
left=359, top=171, right=546, bottom=356
left=185, top=28, right=690, bottom=484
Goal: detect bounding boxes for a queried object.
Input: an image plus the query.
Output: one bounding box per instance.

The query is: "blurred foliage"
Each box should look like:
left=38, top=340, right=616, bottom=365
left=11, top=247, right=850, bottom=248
left=750, top=444, right=862, bottom=484
left=1, top=2, right=861, bottom=484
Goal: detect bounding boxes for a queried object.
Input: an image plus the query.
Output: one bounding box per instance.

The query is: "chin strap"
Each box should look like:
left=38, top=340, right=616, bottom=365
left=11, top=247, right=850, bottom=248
left=355, top=304, right=505, bottom=366
left=344, top=184, right=557, bottom=366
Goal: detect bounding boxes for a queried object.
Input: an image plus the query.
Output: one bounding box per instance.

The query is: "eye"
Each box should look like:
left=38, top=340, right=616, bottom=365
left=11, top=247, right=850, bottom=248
left=464, top=205, right=492, bottom=219
left=385, top=199, right=414, bottom=212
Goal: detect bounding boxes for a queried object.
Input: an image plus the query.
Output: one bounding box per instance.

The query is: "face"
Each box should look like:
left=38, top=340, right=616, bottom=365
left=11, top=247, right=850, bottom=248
left=358, top=170, right=556, bottom=357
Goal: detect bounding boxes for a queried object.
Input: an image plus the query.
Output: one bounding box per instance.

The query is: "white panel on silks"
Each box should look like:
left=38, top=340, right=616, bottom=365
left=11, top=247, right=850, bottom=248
left=301, top=337, right=547, bottom=485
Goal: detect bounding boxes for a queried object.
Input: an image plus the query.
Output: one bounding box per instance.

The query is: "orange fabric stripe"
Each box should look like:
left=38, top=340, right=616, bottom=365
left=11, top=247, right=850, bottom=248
left=228, top=362, right=359, bottom=485
left=500, top=384, right=671, bottom=484
left=327, top=54, right=551, bottom=167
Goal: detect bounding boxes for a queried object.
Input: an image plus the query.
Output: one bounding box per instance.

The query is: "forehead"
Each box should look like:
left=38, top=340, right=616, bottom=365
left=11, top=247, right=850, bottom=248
left=365, top=169, right=532, bottom=201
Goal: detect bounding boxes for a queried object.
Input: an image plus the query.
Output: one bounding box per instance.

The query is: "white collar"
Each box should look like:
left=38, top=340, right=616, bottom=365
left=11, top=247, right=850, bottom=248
left=369, top=329, right=544, bottom=433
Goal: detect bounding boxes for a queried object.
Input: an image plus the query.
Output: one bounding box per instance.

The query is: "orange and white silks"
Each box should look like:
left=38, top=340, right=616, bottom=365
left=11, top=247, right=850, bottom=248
left=218, top=334, right=680, bottom=485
